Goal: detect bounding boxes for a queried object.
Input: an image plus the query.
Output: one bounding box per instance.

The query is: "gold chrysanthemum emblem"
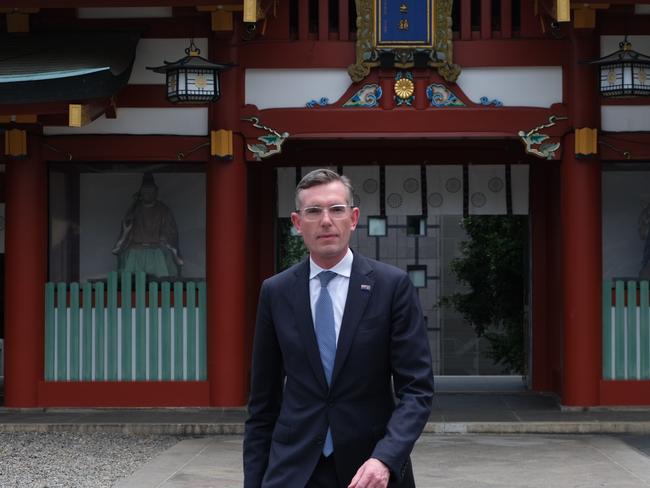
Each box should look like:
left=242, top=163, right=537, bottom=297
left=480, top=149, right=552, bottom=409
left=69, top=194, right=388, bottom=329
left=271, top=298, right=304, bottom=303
left=195, top=74, right=208, bottom=89
left=394, top=78, right=414, bottom=99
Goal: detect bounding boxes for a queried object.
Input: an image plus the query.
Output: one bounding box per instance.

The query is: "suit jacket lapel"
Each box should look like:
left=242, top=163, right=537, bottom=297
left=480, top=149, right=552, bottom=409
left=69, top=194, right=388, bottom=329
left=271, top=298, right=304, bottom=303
left=331, top=253, right=374, bottom=386
left=291, top=260, right=329, bottom=391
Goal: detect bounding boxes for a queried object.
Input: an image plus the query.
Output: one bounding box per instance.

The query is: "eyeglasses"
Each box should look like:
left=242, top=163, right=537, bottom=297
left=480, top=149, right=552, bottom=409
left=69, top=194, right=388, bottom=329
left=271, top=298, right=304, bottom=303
left=299, top=204, right=352, bottom=222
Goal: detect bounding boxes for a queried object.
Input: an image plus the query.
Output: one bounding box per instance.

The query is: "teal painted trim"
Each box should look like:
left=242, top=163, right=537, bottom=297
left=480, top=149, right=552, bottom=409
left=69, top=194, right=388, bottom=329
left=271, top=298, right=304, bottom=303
left=198, top=281, right=207, bottom=381
left=107, top=272, right=119, bottom=380
left=186, top=282, right=197, bottom=381
left=69, top=283, right=80, bottom=381
left=135, top=272, right=147, bottom=381
left=56, top=282, right=67, bottom=381
left=121, top=271, right=133, bottom=381
left=161, top=282, right=172, bottom=380
left=615, top=281, right=626, bottom=379
left=602, top=280, right=612, bottom=380
left=641, top=281, right=650, bottom=379
left=173, top=281, right=184, bottom=381
left=149, top=282, right=159, bottom=381
left=44, top=283, right=55, bottom=381
left=627, top=281, right=638, bottom=379
left=95, top=282, right=106, bottom=381
left=81, top=282, right=93, bottom=381
left=44, top=277, right=207, bottom=383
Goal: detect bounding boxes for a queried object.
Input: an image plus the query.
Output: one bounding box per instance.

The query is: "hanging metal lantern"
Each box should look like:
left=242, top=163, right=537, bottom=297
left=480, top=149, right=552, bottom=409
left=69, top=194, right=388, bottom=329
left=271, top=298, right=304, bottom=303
left=147, top=40, right=232, bottom=103
left=588, top=37, right=650, bottom=98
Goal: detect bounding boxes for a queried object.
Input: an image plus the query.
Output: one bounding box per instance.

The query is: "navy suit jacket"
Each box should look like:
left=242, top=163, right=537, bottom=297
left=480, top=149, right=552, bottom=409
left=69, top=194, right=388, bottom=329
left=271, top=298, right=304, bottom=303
left=243, top=252, right=434, bottom=488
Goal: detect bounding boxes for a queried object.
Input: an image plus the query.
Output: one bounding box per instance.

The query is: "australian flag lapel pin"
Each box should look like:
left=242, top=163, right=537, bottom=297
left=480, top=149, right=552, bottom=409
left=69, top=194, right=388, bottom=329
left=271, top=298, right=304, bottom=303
left=360, top=284, right=371, bottom=292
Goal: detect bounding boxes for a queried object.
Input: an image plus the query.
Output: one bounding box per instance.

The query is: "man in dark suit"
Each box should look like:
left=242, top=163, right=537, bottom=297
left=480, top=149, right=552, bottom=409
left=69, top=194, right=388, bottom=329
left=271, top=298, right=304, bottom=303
left=244, top=169, right=433, bottom=488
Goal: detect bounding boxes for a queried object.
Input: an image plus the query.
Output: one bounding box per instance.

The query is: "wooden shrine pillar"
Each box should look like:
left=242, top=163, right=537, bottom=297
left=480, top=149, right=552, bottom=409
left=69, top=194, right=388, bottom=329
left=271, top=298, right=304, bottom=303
left=4, top=132, right=47, bottom=407
left=561, top=27, right=602, bottom=406
left=206, top=35, right=248, bottom=406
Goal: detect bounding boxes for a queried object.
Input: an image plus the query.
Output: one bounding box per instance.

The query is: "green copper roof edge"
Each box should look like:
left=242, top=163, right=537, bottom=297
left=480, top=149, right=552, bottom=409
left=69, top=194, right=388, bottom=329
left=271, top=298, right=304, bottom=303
left=0, top=67, right=110, bottom=83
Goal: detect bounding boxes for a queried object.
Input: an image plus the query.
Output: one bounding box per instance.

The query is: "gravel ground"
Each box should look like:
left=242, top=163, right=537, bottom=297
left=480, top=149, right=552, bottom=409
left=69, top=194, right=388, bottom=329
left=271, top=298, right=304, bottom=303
left=0, top=432, right=180, bottom=488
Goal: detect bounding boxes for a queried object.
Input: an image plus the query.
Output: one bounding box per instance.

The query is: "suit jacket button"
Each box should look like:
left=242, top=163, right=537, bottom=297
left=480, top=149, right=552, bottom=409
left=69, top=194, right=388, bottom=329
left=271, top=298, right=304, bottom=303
left=316, top=435, right=324, bottom=445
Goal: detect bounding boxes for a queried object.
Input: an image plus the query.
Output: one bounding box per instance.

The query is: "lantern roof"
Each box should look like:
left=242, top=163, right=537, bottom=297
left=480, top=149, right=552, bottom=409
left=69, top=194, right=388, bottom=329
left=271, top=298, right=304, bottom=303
left=148, top=55, right=232, bottom=73
left=588, top=40, right=650, bottom=66
left=147, top=43, right=232, bottom=73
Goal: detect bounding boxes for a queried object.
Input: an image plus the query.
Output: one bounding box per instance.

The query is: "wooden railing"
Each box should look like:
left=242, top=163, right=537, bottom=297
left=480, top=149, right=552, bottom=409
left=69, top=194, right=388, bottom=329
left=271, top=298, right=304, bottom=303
left=281, top=0, right=533, bottom=42
left=44, top=272, right=207, bottom=382
left=603, top=280, right=650, bottom=380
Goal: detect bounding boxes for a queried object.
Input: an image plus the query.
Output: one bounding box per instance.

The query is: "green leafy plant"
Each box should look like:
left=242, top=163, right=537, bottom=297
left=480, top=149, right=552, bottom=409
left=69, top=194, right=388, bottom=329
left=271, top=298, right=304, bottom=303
left=443, top=216, right=528, bottom=373
left=277, top=219, right=308, bottom=271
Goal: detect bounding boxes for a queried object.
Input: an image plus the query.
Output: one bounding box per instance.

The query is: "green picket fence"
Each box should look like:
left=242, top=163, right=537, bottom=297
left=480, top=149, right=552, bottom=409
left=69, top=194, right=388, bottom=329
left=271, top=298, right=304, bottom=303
left=602, top=280, right=650, bottom=380
left=44, top=272, right=207, bottom=382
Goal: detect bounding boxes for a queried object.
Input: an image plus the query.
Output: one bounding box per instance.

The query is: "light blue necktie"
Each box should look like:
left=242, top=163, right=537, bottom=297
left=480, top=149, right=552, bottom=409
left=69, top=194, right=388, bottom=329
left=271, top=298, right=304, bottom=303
left=315, top=271, right=337, bottom=456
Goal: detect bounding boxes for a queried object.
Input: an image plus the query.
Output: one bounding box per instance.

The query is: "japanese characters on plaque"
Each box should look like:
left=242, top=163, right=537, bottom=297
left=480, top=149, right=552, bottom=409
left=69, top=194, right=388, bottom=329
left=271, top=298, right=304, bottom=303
left=375, top=0, right=433, bottom=47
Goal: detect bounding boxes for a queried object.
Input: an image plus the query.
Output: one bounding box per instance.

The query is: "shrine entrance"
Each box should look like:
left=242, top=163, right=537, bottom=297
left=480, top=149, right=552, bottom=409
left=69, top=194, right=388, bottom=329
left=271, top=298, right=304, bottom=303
left=272, top=161, right=530, bottom=381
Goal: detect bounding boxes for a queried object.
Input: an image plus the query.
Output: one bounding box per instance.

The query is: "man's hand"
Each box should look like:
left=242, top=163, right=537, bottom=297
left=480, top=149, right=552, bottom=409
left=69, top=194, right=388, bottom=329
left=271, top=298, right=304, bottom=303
left=347, top=458, right=390, bottom=488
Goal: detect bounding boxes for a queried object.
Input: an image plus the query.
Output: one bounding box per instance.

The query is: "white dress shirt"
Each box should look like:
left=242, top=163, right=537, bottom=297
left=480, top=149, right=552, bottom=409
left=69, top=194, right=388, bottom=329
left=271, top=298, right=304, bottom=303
left=309, top=248, right=353, bottom=345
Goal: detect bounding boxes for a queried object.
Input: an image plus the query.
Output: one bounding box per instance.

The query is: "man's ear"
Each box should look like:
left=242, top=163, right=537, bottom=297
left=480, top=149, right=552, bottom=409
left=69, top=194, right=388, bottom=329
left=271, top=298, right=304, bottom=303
left=291, top=212, right=302, bottom=234
left=350, top=206, right=360, bottom=230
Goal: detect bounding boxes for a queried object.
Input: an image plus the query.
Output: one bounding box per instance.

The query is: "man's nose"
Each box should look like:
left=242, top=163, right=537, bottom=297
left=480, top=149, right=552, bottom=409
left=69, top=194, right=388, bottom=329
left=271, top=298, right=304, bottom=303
left=319, top=209, right=334, bottom=225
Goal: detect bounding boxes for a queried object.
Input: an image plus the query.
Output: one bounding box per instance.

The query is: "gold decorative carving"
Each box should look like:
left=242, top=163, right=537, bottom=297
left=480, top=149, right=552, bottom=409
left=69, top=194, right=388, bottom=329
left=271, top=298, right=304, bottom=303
left=575, top=127, right=598, bottom=157
left=211, top=129, right=234, bottom=159
left=394, top=77, right=414, bottom=99
left=348, top=0, right=459, bottom=83
left=4, top=129, right=27, bottom=157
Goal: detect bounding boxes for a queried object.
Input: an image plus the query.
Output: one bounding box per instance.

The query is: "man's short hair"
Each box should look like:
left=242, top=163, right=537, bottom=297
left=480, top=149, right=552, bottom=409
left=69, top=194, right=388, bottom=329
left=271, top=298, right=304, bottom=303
left=295, top=169, right=354, bottom=210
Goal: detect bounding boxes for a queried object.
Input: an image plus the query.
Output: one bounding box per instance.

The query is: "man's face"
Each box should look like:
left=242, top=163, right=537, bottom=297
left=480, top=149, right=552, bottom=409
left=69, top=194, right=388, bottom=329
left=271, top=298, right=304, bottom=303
left=291, top=181, right=359, bottom=269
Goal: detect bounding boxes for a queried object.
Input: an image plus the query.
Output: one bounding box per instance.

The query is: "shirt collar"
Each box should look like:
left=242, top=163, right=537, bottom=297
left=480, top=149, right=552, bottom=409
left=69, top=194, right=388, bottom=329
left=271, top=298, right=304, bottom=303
left=309, top=248, right=353, bottom=279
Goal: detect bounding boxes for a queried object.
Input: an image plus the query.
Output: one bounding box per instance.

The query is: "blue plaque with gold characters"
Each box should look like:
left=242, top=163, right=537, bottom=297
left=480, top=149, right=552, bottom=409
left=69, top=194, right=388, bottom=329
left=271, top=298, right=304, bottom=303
left=348, top=0, right=459, bottom=84
left=375, top=0, right=433, bottom=47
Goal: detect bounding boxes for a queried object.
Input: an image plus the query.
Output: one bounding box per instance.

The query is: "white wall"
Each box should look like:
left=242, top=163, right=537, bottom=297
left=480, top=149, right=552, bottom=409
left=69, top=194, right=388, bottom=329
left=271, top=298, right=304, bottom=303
left=456, top=67, right=563, bottom=108
left=246, top=69, right=352, bottom=109
left=43, top=108, right=209, bottom=136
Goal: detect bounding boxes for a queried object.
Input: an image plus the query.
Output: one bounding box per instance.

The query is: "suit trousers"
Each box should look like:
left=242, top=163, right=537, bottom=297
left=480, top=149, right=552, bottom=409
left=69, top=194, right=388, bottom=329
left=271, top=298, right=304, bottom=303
left=306, top=454, right=341, bottom=488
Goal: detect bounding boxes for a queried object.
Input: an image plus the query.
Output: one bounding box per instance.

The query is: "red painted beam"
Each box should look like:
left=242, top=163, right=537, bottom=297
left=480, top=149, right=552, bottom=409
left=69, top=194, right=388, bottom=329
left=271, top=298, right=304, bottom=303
left=241, top=106, right=570, bottom=142
left=33, top=11, right=212, bottom=38
left=599, top=13, right=650, bottom=35
left=37, top=381, right=210, bottom=407
left=600, top=380, right=650, bottom=406
left=600, top=97, right=650, bottom=106
left=600, top=132, right=650, bottom=161
left=238, top=39, right=569, bottom=68
left=0, top=101, right=69, bottom=116
left=248, top=138, right=538, bottom=165
left=456, top=39, right=569, bottom=66
left=4, top=0, right=240, bottom=7
left=116, top=85, right=177, bottom=108
left=42, top=135, right=210, bottom=161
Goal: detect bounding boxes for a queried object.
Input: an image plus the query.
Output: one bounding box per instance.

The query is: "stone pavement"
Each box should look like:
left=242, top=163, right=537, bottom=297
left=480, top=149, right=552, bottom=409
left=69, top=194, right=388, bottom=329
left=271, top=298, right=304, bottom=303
left=3, top=390, right=650, bottom=435
left=3, top=377, right=650, bottom=486
left=115, top=433, right=650, bottom=487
